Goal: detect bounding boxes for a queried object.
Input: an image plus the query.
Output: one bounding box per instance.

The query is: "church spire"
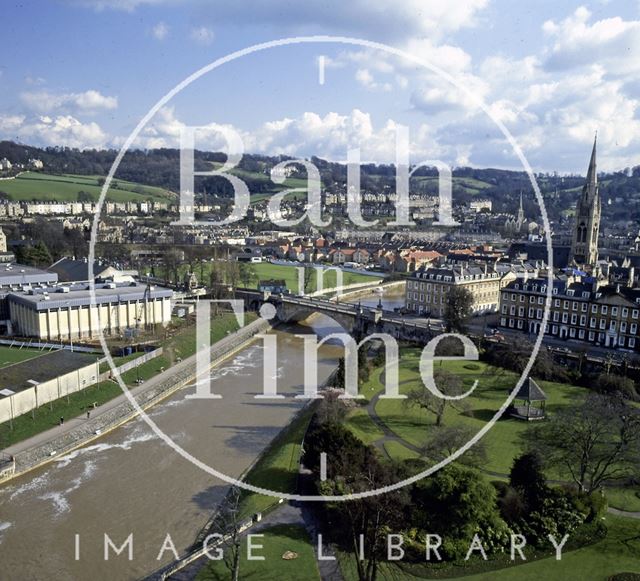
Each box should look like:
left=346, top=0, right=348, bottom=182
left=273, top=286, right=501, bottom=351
left=570, top=136, right=601, bottom=267
left=585, top=133, right=597, bottom=198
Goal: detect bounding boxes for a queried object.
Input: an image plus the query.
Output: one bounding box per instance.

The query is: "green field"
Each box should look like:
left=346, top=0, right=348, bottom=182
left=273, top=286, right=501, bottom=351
left=0, top=345, right=48, bottom=368
left=0, top=172, right=174, bottom=202
left=250, top=262, right=382, bottom=293
left=157, top=261, right=383, bottom=294
left=196, top=524, right=321, bottom=581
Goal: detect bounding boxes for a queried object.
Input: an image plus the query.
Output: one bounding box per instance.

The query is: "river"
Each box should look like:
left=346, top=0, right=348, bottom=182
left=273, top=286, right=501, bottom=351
left=0, top=317, right=344, bottom=581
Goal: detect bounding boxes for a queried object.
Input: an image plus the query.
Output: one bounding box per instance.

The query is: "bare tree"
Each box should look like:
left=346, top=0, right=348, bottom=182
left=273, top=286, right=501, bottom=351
left=404, top=368, right=469, bottom=427
left=420, top=425, right=487, bottom=467
left=530, top=393, right=640, bottom=493
left=210, top=486, right=244, bottom=581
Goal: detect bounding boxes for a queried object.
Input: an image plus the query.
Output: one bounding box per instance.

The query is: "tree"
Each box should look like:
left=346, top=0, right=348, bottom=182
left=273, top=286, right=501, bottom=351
left=304, top=415, right=409, bottom=581
left=443, top=286, right=473, bottom=333
left=209, top=486, right=243, bottom=581
left=509, top=451, right=549, bottom=513
left=530, top=393, right=640, bottom=493
left=593, top=373, right=638, bottom=401
left=484, top=337, right=570, bottom=382
left=420, top=425, right=487, bottom=467
left=303, top=266, right=315, bottom=294
left=411, top=464, right=509, bottom=560
left=238, top=262, right=256, bottom=288
left=405, top=368, right=468, bottom=427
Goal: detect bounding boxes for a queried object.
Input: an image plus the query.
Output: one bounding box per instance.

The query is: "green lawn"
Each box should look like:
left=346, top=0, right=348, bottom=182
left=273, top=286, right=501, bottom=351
left=0, top=345, right=48, bottom=368
left=0, top=379, right=123, bottom=448
left=239, top=405, right=313, bottom=519
left=196, top=524, right=321, bottom=581
left=0, top=172, right=173, bottom=202
left=360, top=352, right=585, bottom=475
left=605, top=486, right=640, bottom=513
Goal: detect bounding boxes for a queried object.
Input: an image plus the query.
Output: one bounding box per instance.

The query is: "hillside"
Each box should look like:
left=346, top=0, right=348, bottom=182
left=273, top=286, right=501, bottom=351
left=0, top=172, right=174, bottom=203
left=0, top=141, right=638, bottom=222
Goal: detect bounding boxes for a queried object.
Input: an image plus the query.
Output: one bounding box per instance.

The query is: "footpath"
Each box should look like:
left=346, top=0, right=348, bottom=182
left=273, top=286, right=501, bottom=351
left=1, top=317, right=270, bottom=482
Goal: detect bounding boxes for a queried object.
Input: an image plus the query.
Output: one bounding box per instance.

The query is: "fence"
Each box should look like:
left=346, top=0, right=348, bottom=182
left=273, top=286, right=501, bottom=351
left=0, top=359, right=101, bottom=424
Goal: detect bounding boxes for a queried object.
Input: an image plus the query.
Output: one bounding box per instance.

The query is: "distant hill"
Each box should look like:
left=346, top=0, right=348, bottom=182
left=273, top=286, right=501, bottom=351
left=0, top=141, right=638, bottom=223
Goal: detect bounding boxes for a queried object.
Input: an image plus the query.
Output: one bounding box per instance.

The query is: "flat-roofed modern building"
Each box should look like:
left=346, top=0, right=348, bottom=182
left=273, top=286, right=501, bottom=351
left=0, top=263, right=58, bottom=289
left=7, top=282, right=172, bottom=340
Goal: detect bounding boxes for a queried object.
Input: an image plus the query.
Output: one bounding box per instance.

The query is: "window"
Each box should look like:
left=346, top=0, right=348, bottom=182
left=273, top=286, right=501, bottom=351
left=500, top=317, right=506, bottom=326
left=622, top=307, right=628, bottom=317
left=517, top=320, right=523, bottom=329
left=520, top=295, right=525, bottom=302
left=612, top=307, right=618, bottom=316
left=571, top=314, right=577, bottom=325
left=580, top=315, right=586, bottom=326
left=602, top=306, right=608, bottom=315
left=630, top=338, right=636, bottom=348
left=562, top=313, right=568, bottom=323
left=621, top=322, right=627, bottom=332
left=633, top=310, right=639, bottom=319
left=579, top=330, right=585, bottom=339
left=599, top=319, right=606, bottom=330
left=581, top=303, right=588, bottom=312
left=538, top=297, right=544, bottom=305
left=572, top=302, right=578, bottom=311
left=554, top=299, right=561, bottom=307
left=631, top=323, right=637, bottom=334
left=563, top=301, right=569, bottom=309
left=589, top=331, right=595, bottom=341
left=553, top=311, right=560, bottom=322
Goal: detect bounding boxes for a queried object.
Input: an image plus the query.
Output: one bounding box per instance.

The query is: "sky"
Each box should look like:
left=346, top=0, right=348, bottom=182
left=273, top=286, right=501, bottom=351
left=1, top=0, right=639, bottom=173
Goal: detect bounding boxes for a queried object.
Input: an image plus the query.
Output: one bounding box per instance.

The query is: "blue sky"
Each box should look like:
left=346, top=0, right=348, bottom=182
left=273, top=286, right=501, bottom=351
left=1, top=0, right=639, bottom=173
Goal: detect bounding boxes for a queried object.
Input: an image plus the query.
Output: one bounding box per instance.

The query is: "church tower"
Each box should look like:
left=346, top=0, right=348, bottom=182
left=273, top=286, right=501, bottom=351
left=570, top=136, right=601, bottom=267
left=0, top=227, right=6, bottom=253
left=515, top=191, right=525, bottom=232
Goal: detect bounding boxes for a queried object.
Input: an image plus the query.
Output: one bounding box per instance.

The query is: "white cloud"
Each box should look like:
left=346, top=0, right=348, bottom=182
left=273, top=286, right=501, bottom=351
left=189, top=26, right=215, bottom=45
left=21, top=89, right=118, bottom=113
left=543, top=6, right=640, bottom=76
left=0, top=114, right=109, bottom=149
left=151, top=21, right=169, bottom=40
left=74, top=0, right=487, bottom=40
left=354, top=69, right=392, bottom=92
left=0, top=115, right=26, bottom=133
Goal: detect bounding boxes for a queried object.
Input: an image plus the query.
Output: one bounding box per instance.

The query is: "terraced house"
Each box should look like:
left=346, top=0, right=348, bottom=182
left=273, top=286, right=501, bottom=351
left=499, top=275, right=640, bottom=351
left=405, top=265, right=515, bottom=317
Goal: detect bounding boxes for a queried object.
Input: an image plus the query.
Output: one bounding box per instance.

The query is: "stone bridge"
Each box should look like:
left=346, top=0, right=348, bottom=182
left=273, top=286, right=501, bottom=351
left=236, top=289, right=438, bottom=343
